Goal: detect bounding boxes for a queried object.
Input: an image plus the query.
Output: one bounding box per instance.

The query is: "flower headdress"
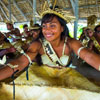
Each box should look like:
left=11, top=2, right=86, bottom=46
left=40, top=1, right=75, bottom=23
left=29, top=19, right=41, bottom=30
left=87, top=15, right=97, bottom=29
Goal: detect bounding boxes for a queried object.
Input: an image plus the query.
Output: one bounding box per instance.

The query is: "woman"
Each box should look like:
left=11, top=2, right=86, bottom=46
left=31, top=24, right=41, bottom=41
left=85, top=28, right=94, bottom=51
left=0, top=6, right=100, bottom=100
left=86, top=28, right=94, bottom=38
left=79, top=28, right=94, bottom=51
left=88, top=25, right=100, bottom=54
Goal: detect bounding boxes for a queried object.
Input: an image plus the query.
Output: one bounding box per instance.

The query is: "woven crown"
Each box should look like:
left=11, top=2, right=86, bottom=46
left=29, top=26, right=40, bottom=30
left=29, top=19, right=41, bottom=30
left=87, top=15, right=97, bottom=30
left=40, top=1, right=75, bottom=23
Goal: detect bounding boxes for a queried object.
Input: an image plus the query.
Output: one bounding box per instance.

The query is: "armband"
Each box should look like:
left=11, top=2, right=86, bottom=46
left=99, top=65, right=100, bottom=71
left=7, top=63, right=18, bottom=69
left=23, top=53, right=32, bottom=64
left=77, top=47, right=85, bottom=58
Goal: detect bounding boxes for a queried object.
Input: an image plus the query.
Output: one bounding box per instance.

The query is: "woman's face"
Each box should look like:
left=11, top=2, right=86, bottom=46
left=32, top=30, right=40, bottom=40
left=87, top=30, right=93, bottom=37
left=42, top=17, right=63, bottom=42
left=24, top=27, right=28, bottom=32
left=96, top=27, right=100, bottom=38
left=6, top=24, right=12, bottom=30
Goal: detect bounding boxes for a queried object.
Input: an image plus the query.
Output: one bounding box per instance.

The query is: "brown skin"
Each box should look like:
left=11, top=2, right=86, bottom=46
left=94, top=27, right=100, bottom=44
left=0, top=41, right=41, bottom=80
left=0, top=17, right=100, bottom=80
left=32, top=30, right=40, bottom=40
left=87, top=29, right=94, bottom=38
left=69, top=38, right=100, bottom=70
left=87, top=27, right=100, bottom=53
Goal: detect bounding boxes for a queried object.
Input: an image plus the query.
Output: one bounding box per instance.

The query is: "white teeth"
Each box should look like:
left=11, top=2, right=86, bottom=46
left=46, top=34, right=53, bottom=37
left=47, top=34, right=52, bottom=36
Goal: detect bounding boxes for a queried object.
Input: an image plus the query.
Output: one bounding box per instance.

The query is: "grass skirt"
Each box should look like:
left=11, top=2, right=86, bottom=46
left=0, top=63, right=100, bottom=100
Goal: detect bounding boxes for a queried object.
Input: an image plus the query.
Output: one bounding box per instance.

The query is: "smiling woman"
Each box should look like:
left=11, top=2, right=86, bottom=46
left=1, top=3, right=100, bottom=100
left=41, top=15, right=64, bottom=41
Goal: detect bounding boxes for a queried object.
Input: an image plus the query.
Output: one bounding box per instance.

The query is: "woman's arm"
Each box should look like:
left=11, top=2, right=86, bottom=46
left=69, top=38, right=100, bottom=71
left=0, top=41, right=41, bottom=80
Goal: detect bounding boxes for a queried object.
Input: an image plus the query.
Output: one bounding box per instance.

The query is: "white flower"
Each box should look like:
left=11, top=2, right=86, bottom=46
left=0, top=55, right=6, bottom=65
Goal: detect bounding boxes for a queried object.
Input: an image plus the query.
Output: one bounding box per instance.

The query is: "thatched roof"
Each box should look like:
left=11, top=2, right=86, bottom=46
left=0, top=0, right=100, bottom=23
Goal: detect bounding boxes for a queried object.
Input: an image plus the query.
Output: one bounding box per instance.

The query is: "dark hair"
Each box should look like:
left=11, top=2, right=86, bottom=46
left=33, top=23, right=41, bottom=31
left=40, top=13, right=70, bottom=39
left=23, top=24, right=28, bottom=29
left=86, top=28, right=92, bottom=32
left=94, top=25, right=100, bottom=32
left=34, top=23, right=41, bottom=27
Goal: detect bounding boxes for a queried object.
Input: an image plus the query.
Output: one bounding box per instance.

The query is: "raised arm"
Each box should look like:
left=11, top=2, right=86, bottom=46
left=0, top=41, right=41, bottom=80
left=69, top=38, right=100, bottom=71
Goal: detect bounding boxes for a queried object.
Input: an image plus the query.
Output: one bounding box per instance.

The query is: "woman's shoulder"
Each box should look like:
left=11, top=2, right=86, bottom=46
left=29, top=40, right=42, bottom=51
left=67, top=37, right=82, bottom=48
left=67, top=37, right=79, bottom=43
left=30, top=40, right=42, bottom=47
